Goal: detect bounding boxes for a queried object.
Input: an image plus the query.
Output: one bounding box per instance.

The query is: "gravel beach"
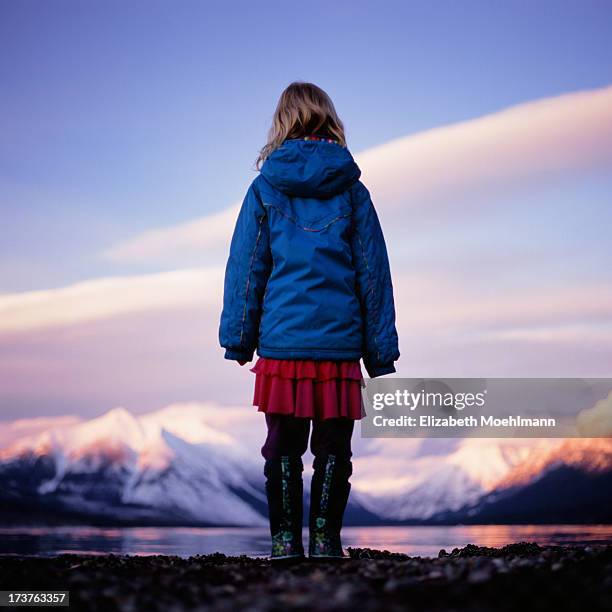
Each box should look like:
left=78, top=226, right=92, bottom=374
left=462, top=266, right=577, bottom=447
left=1, top=543, right=611, bottom=611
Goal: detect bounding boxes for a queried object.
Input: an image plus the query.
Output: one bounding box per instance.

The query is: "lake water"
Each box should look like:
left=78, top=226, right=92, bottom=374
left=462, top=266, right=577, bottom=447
left=1, top=525, right=611, bottom=558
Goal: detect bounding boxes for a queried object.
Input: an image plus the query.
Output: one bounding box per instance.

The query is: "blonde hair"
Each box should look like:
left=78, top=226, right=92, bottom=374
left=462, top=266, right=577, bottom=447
left=256, top=82, right=346, bottom=169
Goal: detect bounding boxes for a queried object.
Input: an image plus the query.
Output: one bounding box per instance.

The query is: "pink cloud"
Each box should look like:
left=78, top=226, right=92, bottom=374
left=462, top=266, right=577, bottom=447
left=99, top=85, right=612, bottom=265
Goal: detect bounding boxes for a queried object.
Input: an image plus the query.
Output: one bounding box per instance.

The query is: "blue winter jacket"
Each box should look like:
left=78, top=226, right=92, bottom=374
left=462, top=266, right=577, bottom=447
left=219, top=137, right=400, bottom=378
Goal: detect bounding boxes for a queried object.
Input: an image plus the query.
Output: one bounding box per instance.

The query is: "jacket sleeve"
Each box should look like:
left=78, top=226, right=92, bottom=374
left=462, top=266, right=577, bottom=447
left=219, top=180, right=272, bottom=362
left=350, top=181, right=400, bottom=378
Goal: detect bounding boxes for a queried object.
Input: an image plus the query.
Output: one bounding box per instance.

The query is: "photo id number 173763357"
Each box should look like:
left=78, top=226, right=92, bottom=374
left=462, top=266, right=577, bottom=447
left=0, top=592, right=69, bottom=607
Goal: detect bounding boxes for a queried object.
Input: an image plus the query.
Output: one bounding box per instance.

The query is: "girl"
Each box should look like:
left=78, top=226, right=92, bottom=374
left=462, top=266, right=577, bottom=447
left=219, top=82, right=399, bottom=561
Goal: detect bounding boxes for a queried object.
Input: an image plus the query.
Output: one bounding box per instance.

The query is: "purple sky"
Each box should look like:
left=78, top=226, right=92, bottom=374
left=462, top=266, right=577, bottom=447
left=1, top=1, right=611, bottom=420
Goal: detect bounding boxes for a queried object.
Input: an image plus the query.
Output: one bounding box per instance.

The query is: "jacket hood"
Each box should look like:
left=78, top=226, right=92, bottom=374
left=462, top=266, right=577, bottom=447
left=260, top=138, right=361, bottom=198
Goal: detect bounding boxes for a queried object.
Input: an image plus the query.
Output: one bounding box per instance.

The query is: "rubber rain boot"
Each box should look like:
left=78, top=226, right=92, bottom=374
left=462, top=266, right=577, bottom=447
left=264, top=456, right=305, bottom=563
left=308, top=454, right=352, bottom=559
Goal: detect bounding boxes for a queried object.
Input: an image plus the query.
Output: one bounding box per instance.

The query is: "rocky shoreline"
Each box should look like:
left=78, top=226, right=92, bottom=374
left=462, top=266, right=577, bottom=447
left=1, top=542, right=611, bottom=611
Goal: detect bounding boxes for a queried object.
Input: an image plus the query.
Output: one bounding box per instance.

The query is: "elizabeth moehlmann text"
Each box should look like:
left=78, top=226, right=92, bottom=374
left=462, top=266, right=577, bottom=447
left=373, top=415, right=557, bottom=428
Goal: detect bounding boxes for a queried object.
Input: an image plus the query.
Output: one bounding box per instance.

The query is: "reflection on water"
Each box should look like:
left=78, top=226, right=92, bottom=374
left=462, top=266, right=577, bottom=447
left=1, top=525, right=611, bottom=559
left=342, top=524, right=612, bottom=557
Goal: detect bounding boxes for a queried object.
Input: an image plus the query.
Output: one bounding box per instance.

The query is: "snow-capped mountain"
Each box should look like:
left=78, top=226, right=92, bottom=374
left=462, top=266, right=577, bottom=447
left=447, top=437, right=612, bottom=524
left=494, top=437, right=612, bottom=489
left=0, top=405, right=267, bottom=526
left=0, top=405, right=610, bottom=525
left=354, top=436, right=612, bottom=523
left=354, top=438, right=559, bottom=521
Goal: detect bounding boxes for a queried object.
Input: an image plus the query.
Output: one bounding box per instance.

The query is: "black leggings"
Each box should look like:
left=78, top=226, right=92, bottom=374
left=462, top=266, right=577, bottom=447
left=261, top=413, right=354, bottom=462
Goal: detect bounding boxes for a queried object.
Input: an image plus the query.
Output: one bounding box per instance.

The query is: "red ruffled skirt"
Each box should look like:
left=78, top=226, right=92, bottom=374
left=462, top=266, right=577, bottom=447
left=250, top=357, right=365, bottom=420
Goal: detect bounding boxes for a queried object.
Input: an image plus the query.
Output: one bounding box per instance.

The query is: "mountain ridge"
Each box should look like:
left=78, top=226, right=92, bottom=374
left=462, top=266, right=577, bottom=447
left=1, top=405, right=610, bottom=526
